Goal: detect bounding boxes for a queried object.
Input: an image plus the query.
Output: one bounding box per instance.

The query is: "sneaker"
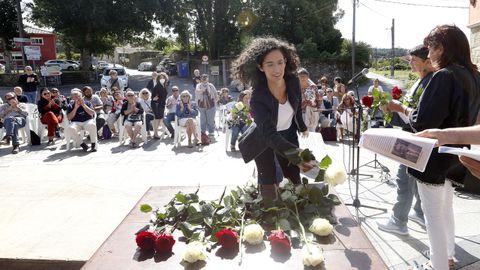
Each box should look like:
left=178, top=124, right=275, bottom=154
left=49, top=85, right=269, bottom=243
left=11, top=144, right=19, bottom=154
left=90, top=143, right=97, bottom=152
left=47, top=139, right=54, bottom=146
left=408, top=212, right=426, bottom=227
left=377, top=220, right=409, bottom=236
left=230, top=145, right=236, bottom=152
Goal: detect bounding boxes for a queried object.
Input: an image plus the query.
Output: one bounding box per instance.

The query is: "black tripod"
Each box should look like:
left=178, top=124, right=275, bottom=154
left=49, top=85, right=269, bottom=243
left=345, top=82, right=386, bottom=218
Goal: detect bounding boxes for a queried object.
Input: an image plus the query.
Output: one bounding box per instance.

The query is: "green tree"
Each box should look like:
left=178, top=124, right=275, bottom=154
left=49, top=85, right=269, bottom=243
left=248, top=0, right=343, bottom=56
left=0, top=0, right=19, bottom=73
left=29, top=0, right=176, bottom=70
left=339, top=39, right=372, bottom=67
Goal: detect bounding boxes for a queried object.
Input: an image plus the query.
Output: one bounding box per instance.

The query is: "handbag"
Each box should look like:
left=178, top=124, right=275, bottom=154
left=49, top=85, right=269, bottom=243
left=238, top=122, right=267, bottom=163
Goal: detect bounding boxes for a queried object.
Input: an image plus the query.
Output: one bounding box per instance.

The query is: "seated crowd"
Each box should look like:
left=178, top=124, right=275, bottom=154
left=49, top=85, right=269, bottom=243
left=1, top=69, right=354, bottom=154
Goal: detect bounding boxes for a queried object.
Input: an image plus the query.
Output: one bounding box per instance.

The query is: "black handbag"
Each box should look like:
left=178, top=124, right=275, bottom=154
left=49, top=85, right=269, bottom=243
left=238, top=122, right=267, bottom=163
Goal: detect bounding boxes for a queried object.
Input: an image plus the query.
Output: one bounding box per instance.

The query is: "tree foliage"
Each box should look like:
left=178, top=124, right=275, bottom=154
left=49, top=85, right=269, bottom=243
left=0, top=0, right=19, bottom=73
left=29, top=0, right=176, bottom=70
left=339, top=39, right=372, bottom=67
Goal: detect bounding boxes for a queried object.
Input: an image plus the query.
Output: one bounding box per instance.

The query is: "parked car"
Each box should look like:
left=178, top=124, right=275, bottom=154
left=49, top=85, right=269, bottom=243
left=44, top=59, right=79, bottom=71
left=138, top=62, right=154, bottom=71
left=100, top=66, right=128, bottom=91
left=156, top=58, right=177, bottom=75
left=96, top=61, right=111, bottom=71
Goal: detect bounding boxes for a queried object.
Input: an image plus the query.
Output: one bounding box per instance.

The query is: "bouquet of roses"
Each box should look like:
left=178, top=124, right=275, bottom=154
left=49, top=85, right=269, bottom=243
left=227, top=101, right=252, bottom=128
left=361, top=86, right=402, bottom=124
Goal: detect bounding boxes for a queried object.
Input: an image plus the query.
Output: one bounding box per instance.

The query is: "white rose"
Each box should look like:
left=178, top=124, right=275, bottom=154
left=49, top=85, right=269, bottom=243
left=309, top=218, right=333, bottom=236
left=243, top=223, right=264, bottom=245
left=235, top=102, right=244, bottom=111
left=182, top=241, right=207, bottom=263
left=325, top=163, right=347, bottom=186
left=302, top=244, right=324, bottom=267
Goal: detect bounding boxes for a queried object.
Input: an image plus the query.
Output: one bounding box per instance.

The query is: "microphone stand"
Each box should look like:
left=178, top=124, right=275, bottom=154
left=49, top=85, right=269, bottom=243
left=346, top=81, right=386, bottom=221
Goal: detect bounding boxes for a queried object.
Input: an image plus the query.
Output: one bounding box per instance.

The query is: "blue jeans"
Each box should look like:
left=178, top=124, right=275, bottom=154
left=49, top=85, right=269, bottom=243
left=24, top=91, right=37, bottom=103
left=391, top=164, right=424, bottom=226
left=230, top=123, right=248, bottom=147
left=4, top=116, right=26, bottom=145
left=164, top=112, right=175, bottom=135
left=198, top=107, right=216, bottom=134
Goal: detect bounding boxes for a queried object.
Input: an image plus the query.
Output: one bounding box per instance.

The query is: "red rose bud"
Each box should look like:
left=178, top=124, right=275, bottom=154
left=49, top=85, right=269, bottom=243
left=155, top=232, right=176, bottom=253
left=135, top=231, right=157, bottom=251
left=214, top=228, right=239, bottom=249
left=268, top=230, right=291, bottom=254
left=361, top=95, right=374, bottom=108
left=392, top=86, right=402, bottom=100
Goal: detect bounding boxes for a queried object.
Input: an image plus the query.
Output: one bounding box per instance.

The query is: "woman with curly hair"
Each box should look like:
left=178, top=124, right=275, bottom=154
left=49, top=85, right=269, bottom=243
left=231, top=37, right=313, bottom=197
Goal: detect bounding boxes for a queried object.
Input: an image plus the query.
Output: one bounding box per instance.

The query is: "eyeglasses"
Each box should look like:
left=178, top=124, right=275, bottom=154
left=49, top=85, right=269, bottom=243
left=326, top=91, right=333, bottom=93
left=43, top=92, right=51, bottom=95
left=172, top=89, right=179, bottom=92
left=127, top=94, right=135, bottom=97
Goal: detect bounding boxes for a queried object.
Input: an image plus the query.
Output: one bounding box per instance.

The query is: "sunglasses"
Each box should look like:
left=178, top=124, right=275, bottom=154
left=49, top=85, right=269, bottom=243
left=43, top=92, right=51, bottom=95
left=326, top=91, right=333, bottom=93
left=141, top=92, right=148, bottom=95
left=6, top=97, right=15, bottom=101
left=172, top=89, right=179, bottom=92
left=127, top=94, right=135, bottom=97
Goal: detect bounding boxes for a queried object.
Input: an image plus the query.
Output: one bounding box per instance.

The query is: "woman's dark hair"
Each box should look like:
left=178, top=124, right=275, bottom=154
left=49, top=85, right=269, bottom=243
left=40, top=87, right=49, bottom=99
left=231, top=37, right=300, bottom=87
left=334, top=77, right=342, bottom=83
left=423, top=25, right=477, bottom=73
left=409, top=45, right=429, bottom=60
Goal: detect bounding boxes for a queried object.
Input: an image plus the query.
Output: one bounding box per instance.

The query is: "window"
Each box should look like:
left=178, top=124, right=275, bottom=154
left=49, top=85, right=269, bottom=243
left=30, top=37, right=44, bottom=45
left=12, top=53, right=23, bottom=60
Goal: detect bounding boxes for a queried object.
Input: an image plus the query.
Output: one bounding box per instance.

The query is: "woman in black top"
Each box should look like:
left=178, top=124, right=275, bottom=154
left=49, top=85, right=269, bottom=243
left=37, top=88, right=63, bottom=145
left=151, top=72, right=168, bottom=139
left=231, top=37, right=312, bottom=197
left=387, top=25, right=480, bottom=270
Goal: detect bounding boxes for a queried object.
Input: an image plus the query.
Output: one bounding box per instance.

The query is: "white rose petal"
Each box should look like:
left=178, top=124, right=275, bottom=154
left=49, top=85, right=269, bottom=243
left=309, top=218, right=334, bottom=236
left=235, top=102, right=244, bottom=111
left=243, top=223, right=264, bottom=245
left=182, top=241, right=207, bottom=263
left=302, top=244, right=325, bottom=267
left=325, top=163, right=347, bottom=186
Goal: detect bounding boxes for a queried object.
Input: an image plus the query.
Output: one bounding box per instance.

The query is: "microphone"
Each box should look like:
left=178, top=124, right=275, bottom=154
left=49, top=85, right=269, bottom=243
left=347, top=68, right=369, bottom=85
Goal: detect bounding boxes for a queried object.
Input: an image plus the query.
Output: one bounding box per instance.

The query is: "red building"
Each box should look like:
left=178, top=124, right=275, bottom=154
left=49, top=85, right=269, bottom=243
left=0, top=25, right=57, bottom=68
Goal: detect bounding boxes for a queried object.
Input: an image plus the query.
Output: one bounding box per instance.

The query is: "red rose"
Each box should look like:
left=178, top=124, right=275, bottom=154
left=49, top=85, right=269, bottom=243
left=135, top=231, right=157, bottom=251
left=155, top=232, right=176, bottom=253
left=361, top=95, right=374, bottom=108
left=268, top=230, right=291, bottom=254
left=214, top=228, right=239, bottom=249
left=392, top=86, right=402, bottom=100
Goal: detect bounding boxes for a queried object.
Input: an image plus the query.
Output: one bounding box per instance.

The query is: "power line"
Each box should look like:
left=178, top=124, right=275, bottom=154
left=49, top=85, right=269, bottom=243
left=358, top=1, right=390, bottom=19
left=370, top=0, right=469, bottom=9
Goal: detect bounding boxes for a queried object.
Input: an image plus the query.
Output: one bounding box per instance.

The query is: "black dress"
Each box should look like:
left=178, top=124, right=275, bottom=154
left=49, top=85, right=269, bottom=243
left=242, top=74, right=307, bottom=185
left=151, top=82, right=167, bottom=119
left=408, top=64, right=480, bottom=186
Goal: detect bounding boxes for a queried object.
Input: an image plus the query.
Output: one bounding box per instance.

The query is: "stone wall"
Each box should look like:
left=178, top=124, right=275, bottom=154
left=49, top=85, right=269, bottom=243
left=471, top=25, right=480, bottom=68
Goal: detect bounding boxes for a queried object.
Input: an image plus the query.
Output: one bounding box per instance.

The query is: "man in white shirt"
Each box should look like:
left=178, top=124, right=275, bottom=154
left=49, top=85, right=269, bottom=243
left=164, top=86, right=180, bottom=137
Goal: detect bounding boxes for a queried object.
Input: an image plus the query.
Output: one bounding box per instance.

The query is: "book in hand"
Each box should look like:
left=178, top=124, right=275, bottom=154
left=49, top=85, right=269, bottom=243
left=438, top=146, right=480, bottom=162
left=359, top=128, right=438, bottom=172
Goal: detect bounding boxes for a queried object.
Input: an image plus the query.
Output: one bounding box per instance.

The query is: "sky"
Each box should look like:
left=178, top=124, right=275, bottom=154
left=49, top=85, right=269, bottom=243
left=335, top=0, right=471, bottom=49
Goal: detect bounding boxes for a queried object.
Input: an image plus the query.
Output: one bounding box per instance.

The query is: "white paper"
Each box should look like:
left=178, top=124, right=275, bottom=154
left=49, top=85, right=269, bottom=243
left=438, top=146, right=480, bottom=162
left=359, top=128, right=438, bottom=172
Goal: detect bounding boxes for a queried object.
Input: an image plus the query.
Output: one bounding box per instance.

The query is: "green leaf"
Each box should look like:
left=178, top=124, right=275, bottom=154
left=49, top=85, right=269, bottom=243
left=372, top=88, right=381, bottom=99
left=178, top=222, right=194, bottom=239
left=140, top=204, right=152, bottom=213
left=309, top=187, right=324, bottom=204
left=285, top=148, right=302, bottom=165
left=319, top=155, right=332, bottom=170
left=200, top=203, right=215, bottom=217
left=302, top=177, right=309, bottom=185
left=321, top=184, right=329, bottom=196
left=300, top=149, right=316, bottom=163
left=186, top=212, right=204, bottom=224
left=278, top=218, right=292, bottom=231
left=326, top=194, right=342, bottom=205
left=216, top=206, right=231, bottom=216
left=175, top=192, right=187, bottom=204
left=315, top=169, right=326, bottom=182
